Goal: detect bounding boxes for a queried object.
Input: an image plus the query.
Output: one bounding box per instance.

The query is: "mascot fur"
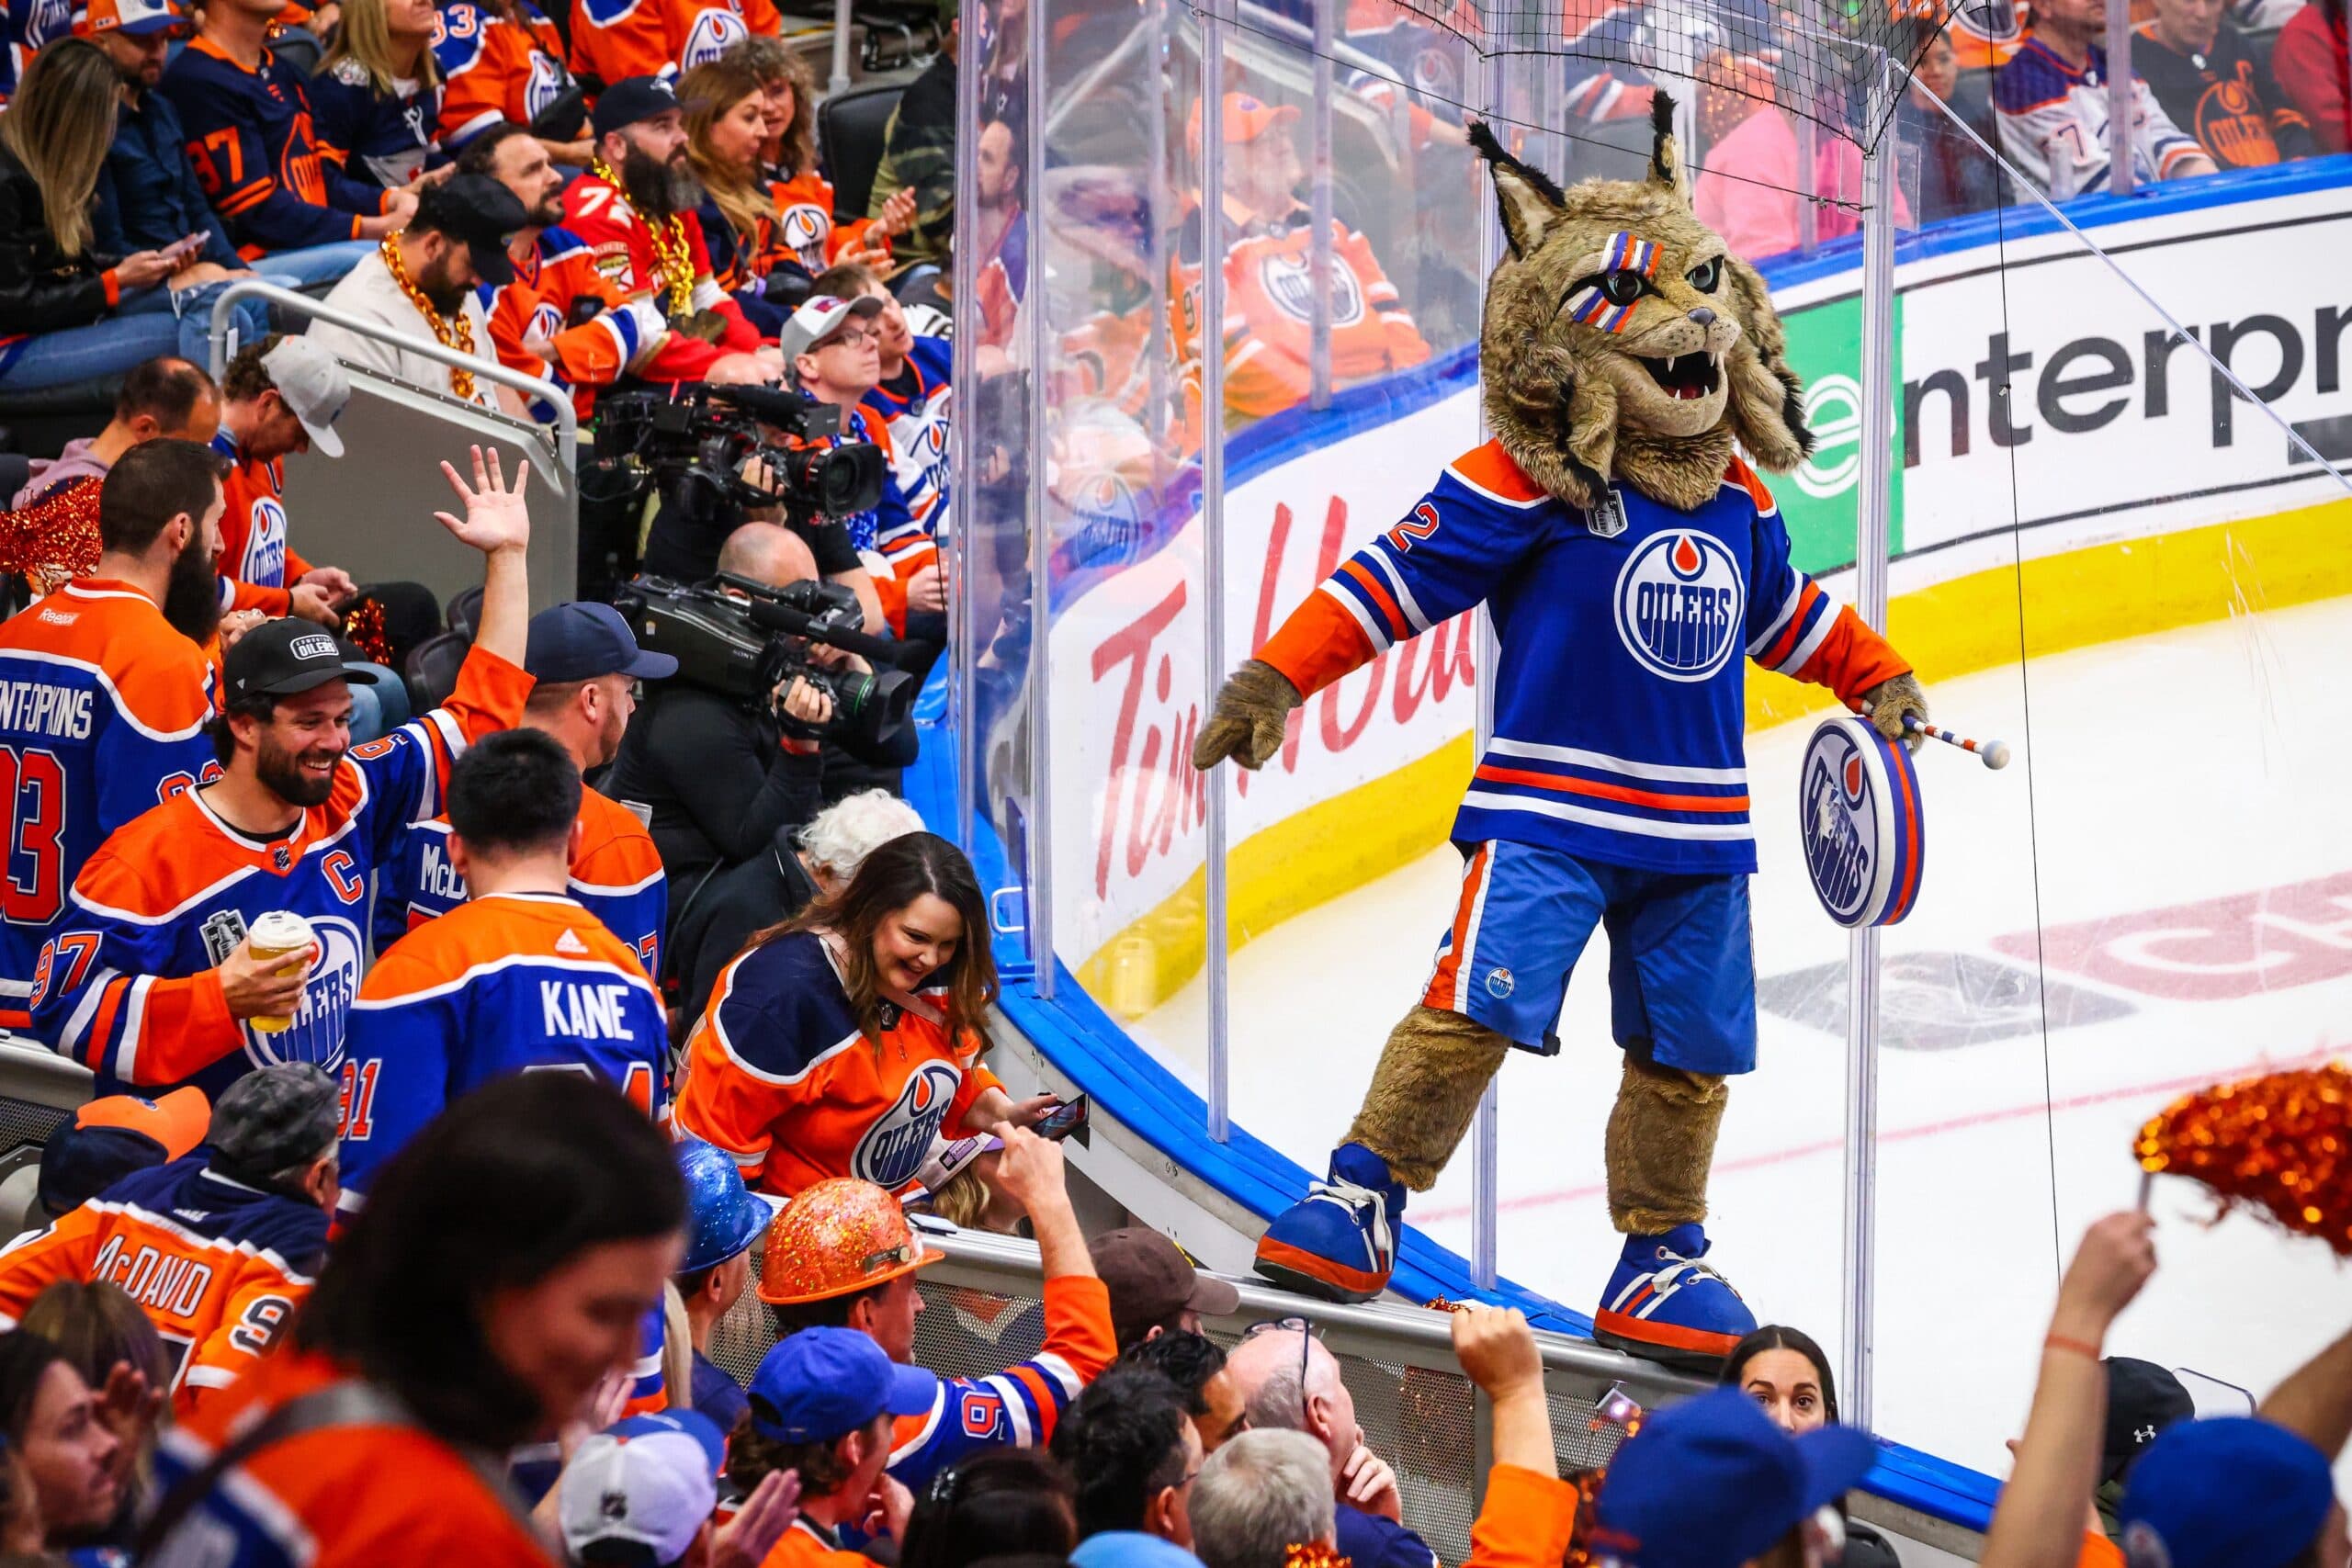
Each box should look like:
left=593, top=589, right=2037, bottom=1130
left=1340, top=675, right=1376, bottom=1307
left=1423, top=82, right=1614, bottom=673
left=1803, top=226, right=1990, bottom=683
left=1191, top=96, right=1929, bottom=1367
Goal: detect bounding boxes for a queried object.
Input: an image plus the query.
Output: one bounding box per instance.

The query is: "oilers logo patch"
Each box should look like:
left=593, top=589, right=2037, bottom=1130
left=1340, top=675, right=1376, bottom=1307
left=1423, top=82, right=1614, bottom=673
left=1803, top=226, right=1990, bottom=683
left=777, top=203, right=831, bottom=271
left=1799, top=716, right=1925, bottom=929
left=679, top=6, right=749, bottom=69
left=1485, top=967, right=1514, bottom=999
left=1612, top=531, right=1743, bottom=682
left=526, top=53, right=568, bottom=118
left=853, top=1061, right=962, bottom=1190
left=1259, top=250, right=1365, bottom=328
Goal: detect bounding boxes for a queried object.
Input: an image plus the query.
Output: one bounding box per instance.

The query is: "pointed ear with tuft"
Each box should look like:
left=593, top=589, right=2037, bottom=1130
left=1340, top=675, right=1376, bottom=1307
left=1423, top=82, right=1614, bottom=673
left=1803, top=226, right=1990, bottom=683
left=1467, top=118, right=1567, bottom=261
left=1647, top=89, right=1693, bottom=207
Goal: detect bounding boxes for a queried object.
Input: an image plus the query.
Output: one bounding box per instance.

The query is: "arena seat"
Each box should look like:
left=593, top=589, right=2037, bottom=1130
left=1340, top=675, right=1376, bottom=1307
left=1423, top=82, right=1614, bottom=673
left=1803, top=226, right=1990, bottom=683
left=817, top=83, right=903, bottom=222
left=403, top=630, right=469, bottom=715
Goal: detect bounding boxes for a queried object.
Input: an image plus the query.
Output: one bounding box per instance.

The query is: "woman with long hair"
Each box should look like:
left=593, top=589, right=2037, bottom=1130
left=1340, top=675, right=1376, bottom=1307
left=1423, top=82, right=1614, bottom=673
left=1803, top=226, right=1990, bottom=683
left=1719, top=1325, right=1901, bottom=1568
left=312, top=0, right=444, bottom=192
left=0, top=39, right=267, bottom=387
left=144, top=1073, right=687, bottom=1565
left=20, top=1281, right=168, bottom=1534
left=672, top=831, right=1054, bottom=1199
left=0, top=1331, right=123, bottom=1552
left=717, top=39, right=915, bottom=277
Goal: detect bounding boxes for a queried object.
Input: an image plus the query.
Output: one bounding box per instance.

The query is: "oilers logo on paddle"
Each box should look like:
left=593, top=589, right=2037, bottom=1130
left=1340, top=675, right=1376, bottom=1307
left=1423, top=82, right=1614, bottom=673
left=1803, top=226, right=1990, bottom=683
left=1799, top=716, right=1926, bottom=929
left=854, top=1060, right=961, bottom=1190
left=1612, top=531, right=1743, bottom=682
left=1260, top=251, right=1366, bottom=327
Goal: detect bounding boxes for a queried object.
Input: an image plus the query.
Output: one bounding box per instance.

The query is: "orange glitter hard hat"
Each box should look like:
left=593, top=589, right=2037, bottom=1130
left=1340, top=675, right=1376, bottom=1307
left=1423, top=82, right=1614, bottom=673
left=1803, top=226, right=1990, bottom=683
left=758, top=1178, right=946, bottom=1305
left=2135, top=1063, right=2352, bottom=1257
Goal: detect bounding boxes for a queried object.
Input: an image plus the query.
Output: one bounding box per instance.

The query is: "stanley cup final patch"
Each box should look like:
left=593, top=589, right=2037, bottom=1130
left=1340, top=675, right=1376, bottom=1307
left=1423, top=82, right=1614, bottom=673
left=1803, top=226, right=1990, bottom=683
left=1587, top=489, right=1629, bottom=538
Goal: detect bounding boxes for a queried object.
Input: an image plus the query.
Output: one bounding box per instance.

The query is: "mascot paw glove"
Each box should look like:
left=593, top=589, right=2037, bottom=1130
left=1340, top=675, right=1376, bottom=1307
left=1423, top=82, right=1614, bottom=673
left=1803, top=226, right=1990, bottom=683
left=1860, top=671, right=1930, bottom=752
left=1192, top=660, right=1303, bottom=772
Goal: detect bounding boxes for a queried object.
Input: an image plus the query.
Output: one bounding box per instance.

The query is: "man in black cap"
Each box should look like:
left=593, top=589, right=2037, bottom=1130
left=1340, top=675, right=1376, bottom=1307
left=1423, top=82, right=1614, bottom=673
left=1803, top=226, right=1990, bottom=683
left=30, top=448, right=535, bottom=1101
left=2097, top=1356, right=2198, bottom=1538
left=376, top=599, right=676, bottom=974
left=309, top=174, right=534, bottom=412
left=561, top=74, right=776, bottom=385
left=0, top=1063, right=339, bottom=1414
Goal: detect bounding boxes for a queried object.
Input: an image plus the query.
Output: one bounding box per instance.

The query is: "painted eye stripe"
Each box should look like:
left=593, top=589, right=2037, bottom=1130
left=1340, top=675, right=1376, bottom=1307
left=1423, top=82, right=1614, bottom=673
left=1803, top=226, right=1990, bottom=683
left=1602, top=231, right=1660, bottom=277
left=1567, top=288, right=1638, bottom=333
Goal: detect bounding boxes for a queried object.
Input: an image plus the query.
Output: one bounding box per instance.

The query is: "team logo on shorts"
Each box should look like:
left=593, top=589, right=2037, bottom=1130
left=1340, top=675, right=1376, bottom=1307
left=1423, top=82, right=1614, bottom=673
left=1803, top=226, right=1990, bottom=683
left=854, top=1061, right=962, bottom=1190
left=1613, top=531, right=1743, bottom=682
left=1485, top=967, right=1515, bottom=999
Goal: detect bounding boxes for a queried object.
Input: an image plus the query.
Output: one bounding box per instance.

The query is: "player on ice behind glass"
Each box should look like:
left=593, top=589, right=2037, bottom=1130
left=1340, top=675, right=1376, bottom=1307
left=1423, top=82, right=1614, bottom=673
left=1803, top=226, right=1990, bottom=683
left=29, top=446, right=537, bottom=1100
left=1193, top=97, right=1933, bottom=1368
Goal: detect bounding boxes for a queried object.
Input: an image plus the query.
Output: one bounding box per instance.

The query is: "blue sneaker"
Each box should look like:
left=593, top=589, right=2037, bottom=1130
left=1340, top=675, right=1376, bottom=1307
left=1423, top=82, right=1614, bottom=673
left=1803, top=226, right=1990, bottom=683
left=1592, top=1223, right=1755, bottom=1369
left=1253, top=1144, right=1404, bottom=1303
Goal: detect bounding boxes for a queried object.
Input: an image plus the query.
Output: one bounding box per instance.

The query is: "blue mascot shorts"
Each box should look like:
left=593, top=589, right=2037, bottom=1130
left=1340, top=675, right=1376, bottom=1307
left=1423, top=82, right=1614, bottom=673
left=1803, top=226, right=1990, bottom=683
left=1419, top=839, right=1757, bottom=1076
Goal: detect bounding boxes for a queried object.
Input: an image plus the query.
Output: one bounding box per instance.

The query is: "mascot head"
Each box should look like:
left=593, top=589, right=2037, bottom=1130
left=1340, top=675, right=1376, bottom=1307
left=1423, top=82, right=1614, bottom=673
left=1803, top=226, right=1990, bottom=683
left=1469, top=94, right=1814, bottom=513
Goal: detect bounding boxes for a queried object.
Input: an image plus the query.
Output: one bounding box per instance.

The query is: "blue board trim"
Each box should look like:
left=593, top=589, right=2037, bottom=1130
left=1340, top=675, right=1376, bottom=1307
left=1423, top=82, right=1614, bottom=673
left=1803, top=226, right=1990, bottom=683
left=903, top=674, right=1997, bottom=1531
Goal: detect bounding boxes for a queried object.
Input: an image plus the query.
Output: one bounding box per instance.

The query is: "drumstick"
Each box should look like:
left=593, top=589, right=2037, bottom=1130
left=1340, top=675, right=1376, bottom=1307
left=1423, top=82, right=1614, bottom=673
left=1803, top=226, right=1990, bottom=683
left=1849, top=702, right=2012, bottom=770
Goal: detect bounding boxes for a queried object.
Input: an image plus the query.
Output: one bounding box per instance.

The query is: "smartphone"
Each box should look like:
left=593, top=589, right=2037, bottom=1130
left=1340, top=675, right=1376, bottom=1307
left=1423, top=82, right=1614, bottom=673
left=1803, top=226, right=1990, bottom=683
left=1033, top=1093, right=1091, bottom=1147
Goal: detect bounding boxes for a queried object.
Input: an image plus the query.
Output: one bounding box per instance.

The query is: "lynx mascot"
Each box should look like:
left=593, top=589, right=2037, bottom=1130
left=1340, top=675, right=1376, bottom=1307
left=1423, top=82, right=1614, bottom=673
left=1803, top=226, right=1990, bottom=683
left=1191, top=96, right=1929, bottom=1367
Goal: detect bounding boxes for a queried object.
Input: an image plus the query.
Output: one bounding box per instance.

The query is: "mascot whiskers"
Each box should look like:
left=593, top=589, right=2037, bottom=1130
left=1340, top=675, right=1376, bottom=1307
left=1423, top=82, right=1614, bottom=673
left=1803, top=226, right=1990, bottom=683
left=1192, top=95, right=1930, bottom=1366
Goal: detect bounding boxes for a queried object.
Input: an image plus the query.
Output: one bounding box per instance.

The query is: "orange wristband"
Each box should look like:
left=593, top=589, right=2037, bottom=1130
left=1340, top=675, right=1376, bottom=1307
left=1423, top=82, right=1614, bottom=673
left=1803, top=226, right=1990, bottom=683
left=2044, top=1333, right=2102, bottom=1360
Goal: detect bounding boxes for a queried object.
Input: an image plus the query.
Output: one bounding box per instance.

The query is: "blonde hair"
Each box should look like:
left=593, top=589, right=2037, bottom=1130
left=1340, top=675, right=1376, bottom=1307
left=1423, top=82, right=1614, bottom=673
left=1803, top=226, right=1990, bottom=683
left=927, top=1166, right=993, bottom=1229
left=324, top=0, right=442, bottom=96
left=0, top=40, right=120, bottom=259
left=680, top=57, right=773, bottom=245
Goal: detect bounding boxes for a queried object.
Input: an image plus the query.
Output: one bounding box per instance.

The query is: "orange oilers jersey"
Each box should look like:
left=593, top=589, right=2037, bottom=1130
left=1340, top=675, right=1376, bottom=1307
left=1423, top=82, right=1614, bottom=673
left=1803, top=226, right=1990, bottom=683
left=211, top=429, right=313, bottom=601
left=670, top=930, right=1001, bottom=1199
left=1170, top=196, right=1430, bottom=440
left=375, top=784, right=667, bottom=971
left=561, top=173, right=762, bottom=383
left=569, top=0, right=779, bottom=85
left=765, top=171, right=884, bottom=275
left=882, top=1272, right=1115, bottom=1494
left=433, top=0, right=570, bottom=147
left=30, top=645, right=534, bottom=1101
left=0, top=580, right=218, bottom=1029
left=762, top=1520, right=873, bottom=1568
left=153, top=1347, right=559, bottom=1568
left=0, top=1154, right=325, bottom=1414
left=481, top=228, right=671, bottom=418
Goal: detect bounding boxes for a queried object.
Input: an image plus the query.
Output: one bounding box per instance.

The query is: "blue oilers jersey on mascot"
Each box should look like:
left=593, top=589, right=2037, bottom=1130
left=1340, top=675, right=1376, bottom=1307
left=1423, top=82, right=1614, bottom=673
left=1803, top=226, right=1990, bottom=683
left=1257, top=441, right=1912, bottom=877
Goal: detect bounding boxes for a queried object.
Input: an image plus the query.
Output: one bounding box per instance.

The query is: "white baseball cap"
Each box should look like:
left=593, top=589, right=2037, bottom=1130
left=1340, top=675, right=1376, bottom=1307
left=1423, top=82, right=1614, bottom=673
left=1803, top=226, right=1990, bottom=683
left=775, top=293, right=885, bottom=368
left=260, top=336, right=351, bottom=458
left=557, top=1415, right=722, bottom=1566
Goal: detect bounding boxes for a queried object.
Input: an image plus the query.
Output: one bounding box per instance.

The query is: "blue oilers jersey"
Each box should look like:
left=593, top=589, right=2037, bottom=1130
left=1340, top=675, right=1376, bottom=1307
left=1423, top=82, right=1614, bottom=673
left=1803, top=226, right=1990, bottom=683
left=865, top=335, right=954, bottom=536
left=337, top=891, right=665, bottom=1210
left=1257, top=443, right=1912, bottom=877
left=28, top=649, right=534, bottom=1099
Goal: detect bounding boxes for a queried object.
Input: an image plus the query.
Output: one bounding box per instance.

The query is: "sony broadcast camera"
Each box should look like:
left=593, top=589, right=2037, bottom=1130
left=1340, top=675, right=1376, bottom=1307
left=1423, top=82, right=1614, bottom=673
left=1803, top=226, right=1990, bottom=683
left=611, top=573, right=915, bottom=750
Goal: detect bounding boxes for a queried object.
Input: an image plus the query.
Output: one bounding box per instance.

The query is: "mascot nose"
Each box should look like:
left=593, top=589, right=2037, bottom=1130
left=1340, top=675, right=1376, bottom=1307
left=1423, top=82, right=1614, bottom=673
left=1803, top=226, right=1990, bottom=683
left=1687, top=306, right=1717, bottom=326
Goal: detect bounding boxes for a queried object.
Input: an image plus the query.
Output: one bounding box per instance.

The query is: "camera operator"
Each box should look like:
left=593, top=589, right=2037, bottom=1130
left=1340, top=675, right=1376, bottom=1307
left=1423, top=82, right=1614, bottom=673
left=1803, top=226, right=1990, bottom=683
left=606, top=524, right=918, bottom=899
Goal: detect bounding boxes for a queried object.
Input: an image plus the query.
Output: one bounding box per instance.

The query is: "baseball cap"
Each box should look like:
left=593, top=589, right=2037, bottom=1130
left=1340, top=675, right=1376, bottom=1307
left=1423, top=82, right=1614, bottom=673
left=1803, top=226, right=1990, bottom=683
left=912, top=1132, right=1001, bottom=1198
left=748, top=1327, right=939, bottom=1444
left=209, top=1064, right=341, bottom=1180
left=1092, top=1227, right=1241, bottom=1346
left=259, top=336, right=350, bottom=458
left=2103, top=1358, right=2196, bottom=1484
left=74, top=0, right=186, bottom=36
left=222, top=618, right=382, bottom=701
left=1588, top=1387, right=1879, bottom=1568
left=413, top=174, right=529, bottom=288
left=1186, top=91, right=1300, bottom=153
left=559, top=1409, right=729, bottom=1565
left=2118, top=1416, right=2335, bottom=1568
left=675, top=1138, right=776, bottom=1276
left=593, top=74, right=684, bottom=140
left=526, top=601, right=680, bottom=685
left=38, top=1089, right=209, bottom=1217
left=776, top=294, right=885, bottom=367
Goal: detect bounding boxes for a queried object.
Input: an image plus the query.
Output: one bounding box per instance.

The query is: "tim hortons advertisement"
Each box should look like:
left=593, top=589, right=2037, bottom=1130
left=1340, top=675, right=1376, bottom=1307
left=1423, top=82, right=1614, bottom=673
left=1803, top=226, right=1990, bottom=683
left=1046, top=382, right=1486, bottom=998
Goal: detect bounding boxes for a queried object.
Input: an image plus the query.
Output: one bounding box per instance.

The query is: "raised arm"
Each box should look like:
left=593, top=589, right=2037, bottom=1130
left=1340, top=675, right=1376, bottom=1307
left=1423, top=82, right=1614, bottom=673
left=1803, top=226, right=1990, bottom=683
left=432, top=445, right=532, bottom=668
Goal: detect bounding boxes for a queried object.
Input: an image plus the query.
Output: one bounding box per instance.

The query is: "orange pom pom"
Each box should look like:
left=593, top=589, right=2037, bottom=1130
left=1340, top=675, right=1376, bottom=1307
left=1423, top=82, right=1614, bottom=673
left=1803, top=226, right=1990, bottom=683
left=1283, top=1544, right=1351, bottom=1568
left=341, top=597, right=394, bottom=667
left=2135, top=1063, right=2352, bottom=1256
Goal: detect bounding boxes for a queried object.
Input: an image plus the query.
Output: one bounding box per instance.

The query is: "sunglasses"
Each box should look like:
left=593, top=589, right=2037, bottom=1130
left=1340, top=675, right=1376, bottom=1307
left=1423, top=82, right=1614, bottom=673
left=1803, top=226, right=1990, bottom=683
left=1243, top=1314, right=1316, bottom=1425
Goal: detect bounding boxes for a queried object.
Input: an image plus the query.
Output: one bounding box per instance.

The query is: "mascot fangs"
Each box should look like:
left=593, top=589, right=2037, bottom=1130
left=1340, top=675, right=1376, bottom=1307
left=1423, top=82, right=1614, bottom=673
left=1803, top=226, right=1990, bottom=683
left=1192, top=95, right=1931, bottom=1367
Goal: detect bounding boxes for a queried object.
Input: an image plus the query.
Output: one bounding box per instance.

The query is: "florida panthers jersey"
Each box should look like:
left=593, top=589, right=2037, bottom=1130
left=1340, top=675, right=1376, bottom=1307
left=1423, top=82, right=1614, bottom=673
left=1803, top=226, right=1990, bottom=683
left=29, top=647, right=533, bottom=1097
left=561, top=172, right=760, bottom=383
left=480, top=228, right=669, bottom=419
left=1257, top=443, right=1910, bottom=877
left=671, top=931, right=1001, bottom=1198
left=0, top=581, right=218, bottom=1031
left=372, top=785, right=667, bottom=975
left=0, top=1153, right=325, bottom=1414
left=883, top=1272, right=1116, bottom=1495
left=337, top=891, right=665, bottom=1208
left=865, top=335, right=953, bottom=539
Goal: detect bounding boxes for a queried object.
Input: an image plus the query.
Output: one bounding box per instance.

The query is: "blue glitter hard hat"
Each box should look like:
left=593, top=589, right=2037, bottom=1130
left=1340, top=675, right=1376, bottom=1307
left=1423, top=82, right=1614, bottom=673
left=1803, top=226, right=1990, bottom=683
left=675, top=1137, right=777, bottom=1276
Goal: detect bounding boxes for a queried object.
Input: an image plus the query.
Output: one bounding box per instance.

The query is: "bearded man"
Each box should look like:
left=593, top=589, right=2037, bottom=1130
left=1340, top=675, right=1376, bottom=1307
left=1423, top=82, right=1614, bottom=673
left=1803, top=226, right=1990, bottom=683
left=561, top=74, right=777, bottom=384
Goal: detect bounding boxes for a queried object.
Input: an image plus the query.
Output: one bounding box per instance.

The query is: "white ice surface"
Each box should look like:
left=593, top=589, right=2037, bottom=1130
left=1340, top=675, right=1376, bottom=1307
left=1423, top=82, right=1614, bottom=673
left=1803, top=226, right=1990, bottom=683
left=1130, top=596, right=2352, bottom=1482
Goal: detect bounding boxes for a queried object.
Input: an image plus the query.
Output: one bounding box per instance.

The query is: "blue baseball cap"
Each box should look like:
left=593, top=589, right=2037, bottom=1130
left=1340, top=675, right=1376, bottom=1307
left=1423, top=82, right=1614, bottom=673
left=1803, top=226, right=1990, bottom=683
left=2118, top=1417, right=2335, bottom=1568
left=1589, top=1388, right=1879, bottom=1568
left=675, top=1138, right=777, bottom=1275
left=748, top=1327, right=939, bottom=1444
left=524, top=601, right=677, bottom=684
left=605, top=1408, right=729, bottom=1479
